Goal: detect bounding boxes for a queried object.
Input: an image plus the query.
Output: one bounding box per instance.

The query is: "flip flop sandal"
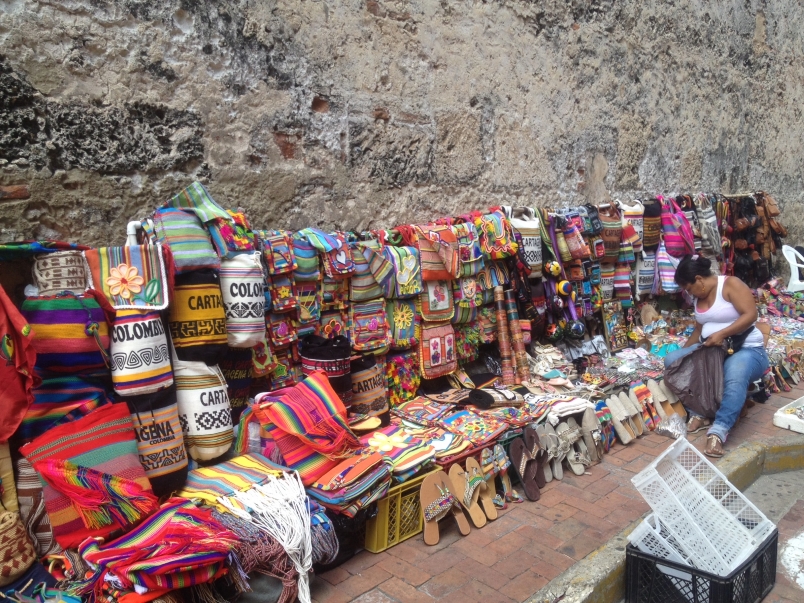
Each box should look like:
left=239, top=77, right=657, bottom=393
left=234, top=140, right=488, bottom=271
left=420, top=470, right=469, bottom=546
left=543, top=422, right=566, bottom=481
left=467, top=457, right=498, bottom=521
left=523, top=426, right=548, bottom=488
left=508, top=437, right=542, bottom=501
left=605, top=395, right=635, bottom=445
left=660, top=380, right=687, bottom=418
left=619, top=392, right=645, bottom=436
left=535, top=424, right=557, bottom=482
left=449, top=462, right=488, bottom=528
left=563, top=417, right=592, bottom=476
left=646, top=379, right=672, bottom=420
left=580, top=407, right=603, bottom=463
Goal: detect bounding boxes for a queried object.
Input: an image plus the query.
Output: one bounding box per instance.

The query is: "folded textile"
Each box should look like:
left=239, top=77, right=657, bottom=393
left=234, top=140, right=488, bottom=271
left=439, top=410, right=508, bottom=448
left=19, top=403, right=157, bottom=550
left=361, top=425, right=435, bottom=473
left=393, top=397, right=453, bottom=425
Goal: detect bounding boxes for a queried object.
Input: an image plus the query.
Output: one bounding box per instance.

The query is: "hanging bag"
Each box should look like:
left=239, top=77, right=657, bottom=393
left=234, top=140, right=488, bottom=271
left=502, top=206, right=543, bottom=272
left=219, top=251, right=267, bottom=348
left=660, top=195, right=696, bottom=257
left=619, top=200, right=645, bottom=253
left=655, top=242, right=681, bottom=294
left=452, top=222, right=485, bottom=277
left=641, top=197, right=663, bottom=249
left=474, top=208, right=518, bottom=260
left=597, top=204, right=623, bottom=262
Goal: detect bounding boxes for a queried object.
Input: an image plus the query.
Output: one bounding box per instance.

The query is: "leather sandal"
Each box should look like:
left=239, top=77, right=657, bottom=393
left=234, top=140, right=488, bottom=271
left=554, top=421, right=580, bottom=478
left=509, top=437, right=542, bottom=501
left=543, top=422, right=566, bottom=480
left=535, top=424, right=558, bottom=482
left=523, top=426, right=548, bottom=488
left=687, top=415, right=711, bottom=434
left=581, top=407, right=604, bottom=462
left=704, top=434, right=724, bottom=458
left=563, top=417, right=591, bottom=476
left=449, top=462, right=487, bottom=528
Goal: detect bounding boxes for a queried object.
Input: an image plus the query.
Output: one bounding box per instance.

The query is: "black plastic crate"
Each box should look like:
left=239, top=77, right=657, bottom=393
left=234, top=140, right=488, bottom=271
left=625, top=529, right=778, bottom=603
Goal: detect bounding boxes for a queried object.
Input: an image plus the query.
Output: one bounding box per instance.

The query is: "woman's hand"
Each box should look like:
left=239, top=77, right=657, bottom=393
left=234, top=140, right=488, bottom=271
left=703, top=331, right=726, bottom=347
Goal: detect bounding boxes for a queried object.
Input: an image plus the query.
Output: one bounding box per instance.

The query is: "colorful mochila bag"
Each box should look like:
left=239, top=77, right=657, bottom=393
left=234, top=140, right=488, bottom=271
left=350, top=240, right=391, bottom=301
left=32, top=250, right=87, bottom=296
left=219, top=251, right=266, bottom=348
left=110, top=308, right=173, bottom=397
left=350, top=299, right=392, bottom=354
left=168, top=269, right=228, bottom=365
left=207, top=209, right=256, bottom=259
left=84, top=243, right=171, bottom=310
left=257, top=230, right=297, bottom=275
left=660, top=195, right=696, bottom=257
left=387, top=298, right=420, bottom=350
left=292, top=232, right=321, bottom=281
left=381, top=245, right=424, bottom=299
left=147, top=207, right=220, bottom=273
left=474, top=208, right=518, bottom=260
left=452, top=222, right=485, bottom=277
left=414, top=224, right=461, bottom=281
left=21, top=291, right=112, bottom=376
left=503, top=206, right=543, bottom=272
left=419, top=321, right=457, bottom=379
left=420, top=280, right=455, bottom=322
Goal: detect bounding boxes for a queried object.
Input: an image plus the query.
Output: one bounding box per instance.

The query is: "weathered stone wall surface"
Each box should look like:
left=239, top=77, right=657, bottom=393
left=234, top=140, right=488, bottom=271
left=1, top=0, right=804, bottom=248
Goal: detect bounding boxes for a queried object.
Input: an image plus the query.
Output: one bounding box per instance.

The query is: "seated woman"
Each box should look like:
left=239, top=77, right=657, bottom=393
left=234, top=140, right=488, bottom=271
left=664, top=255, right=769, bottom=458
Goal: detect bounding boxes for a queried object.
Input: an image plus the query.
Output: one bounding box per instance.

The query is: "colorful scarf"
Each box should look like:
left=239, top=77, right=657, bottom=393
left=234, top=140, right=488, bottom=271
left=148, top=207, right=220, bottom=273
left=19, top=403, right=156, bottom=550
left=84, top=244, right=171, bottom=310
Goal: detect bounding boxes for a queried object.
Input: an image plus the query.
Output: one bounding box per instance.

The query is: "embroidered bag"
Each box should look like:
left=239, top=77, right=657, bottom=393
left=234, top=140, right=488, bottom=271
left=478, top=304, right=498, bottom=343
left=269, top=272, right=298, bottom=312
left=641, top=196, right=663, bottom=249
left=0, top=286, right=38, bottom=443
left=476, top=261, right=510, bottom=304
left=292, top=233, right=321, bottom=281
left=387, top=299, right=420, bottom=350
left=619, top=199, right=645, bottom=253
left=380, top=245, right=423, bottom=298
left=451, top=277, right=480, bottom=324
left=321, top=233, right=355, bottom=280
left=453, top=222, right=485, bottom=277
left=385, top=351, right=420, bottom=407
left=661, top=196, right=696, bottom=257
left=19, top=403, right=158, bottom=550
left=563, top=219, right=591, bottom=260
left=351, top=299, right=391, bottom=354
left=21, top=291, right=112, bottom=376
left=320, top=307, right=350, bottom=341
left=350, top=354, right=389, bottom=421
left=474, top=208, right=518, bottom=260
left=257, top=230, right=297, bottom=275
left=219, top=251, right=266, bottom=348
left=503, top=206, right=543, bottom=272
left=172, top=350, right=233, bottom=461
left=32, top=251, right=87, bottom=296
left=299, top=335, right=353, bottom=409
left=270, top=349, right=298, bottom=390
left=269, top=312, right=298, bottom=349
left=148, top=207, right=220, bottom=273
left=419, top=321, right=457, bottom=379
left=296, top=281, right=322, bottom=338
left=251, top=336, right=277, bottom=379
left=420, top=280, right=455, bottom=322
left=84, top=243, right=171, bottom=311
left=127, top=387, right=188, bottom=497
left=415, top=224, right=461, bottom=281
left=598, top=204, right=623, bottom=262
left=168, top=269, right=228, bottom=365
left=111, top=309, right=173, bottom=397
left=455, top=321, right=480, bottom=363
left=206, top=209, right=256, bottom=259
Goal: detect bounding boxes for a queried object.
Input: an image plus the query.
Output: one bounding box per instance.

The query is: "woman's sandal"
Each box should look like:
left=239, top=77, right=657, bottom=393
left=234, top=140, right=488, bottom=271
left=535, top=424, right=559, bottom=482
left=563, top=417, right=592, bottom=476
left=495, top=445, right=524, bottom=503
left=420, top=470, right=470, bottom=546
left=581, top=406, right=604, bottom=463
left=544, top=422, right=568, bottom=481
left=449, top=462, right=488, bottom=528
left=467, top=457, right=497, bottom=521
left=509, top=437, right=542, bottom=501
left=523, top=426, right=548, bottom=488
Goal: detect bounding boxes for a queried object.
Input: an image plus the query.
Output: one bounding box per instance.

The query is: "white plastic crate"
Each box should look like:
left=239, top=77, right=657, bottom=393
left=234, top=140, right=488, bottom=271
left=631, top=438, right=774, bottom=576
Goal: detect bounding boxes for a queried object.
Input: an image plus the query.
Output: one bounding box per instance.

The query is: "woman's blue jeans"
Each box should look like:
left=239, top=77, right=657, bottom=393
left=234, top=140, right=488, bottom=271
left=664, top=344, right=770, bottom=442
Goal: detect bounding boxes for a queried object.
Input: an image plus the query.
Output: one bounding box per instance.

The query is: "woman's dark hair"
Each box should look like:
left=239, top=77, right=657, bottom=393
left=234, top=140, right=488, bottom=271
left=674, top=255, right=713, bottom=286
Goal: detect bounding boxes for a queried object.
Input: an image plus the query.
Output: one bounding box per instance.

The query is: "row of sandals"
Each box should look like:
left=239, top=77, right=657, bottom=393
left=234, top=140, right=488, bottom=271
left=419, top=378, right=689, bottom=544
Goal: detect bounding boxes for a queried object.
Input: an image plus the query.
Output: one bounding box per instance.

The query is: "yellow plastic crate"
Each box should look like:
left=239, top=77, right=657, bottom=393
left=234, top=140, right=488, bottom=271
left=364, top=469, right=436, bottom=553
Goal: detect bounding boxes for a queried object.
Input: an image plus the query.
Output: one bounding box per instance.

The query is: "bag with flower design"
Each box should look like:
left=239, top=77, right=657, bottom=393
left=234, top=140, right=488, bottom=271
left=414, top=224, right=461, bottom=281
left=382, top=245, right=424, bottom=299
left=452, top=222, right=485, bottom=277
left=419, top=321, right=457, bottom=379
left=269, top=273, right=298, bottom=312
left=350, top=299, right=391, bottom=354
left=387, top=299, right=420, bottom=350
left=296, top=281, right=321, bottom=338
left=256, top=230, right=297, bottom=275
left=419, top=279, right=454, bottom=322
left=474, top=208, right=518, bottom=260
left=84, top=243, right=171, bottom=311
left=385, top=351, right=421, bottom=407
left=268, top=312, right=298, bottom=349
left=320, top=307, right=350, bottom=341
left=455, top=321, right=480, bottom=363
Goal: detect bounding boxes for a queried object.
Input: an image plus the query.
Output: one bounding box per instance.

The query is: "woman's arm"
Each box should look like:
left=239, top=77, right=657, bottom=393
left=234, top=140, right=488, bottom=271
left=684, top=322, right=703, bottom=347
left=703, top=277, right=758, bottom=347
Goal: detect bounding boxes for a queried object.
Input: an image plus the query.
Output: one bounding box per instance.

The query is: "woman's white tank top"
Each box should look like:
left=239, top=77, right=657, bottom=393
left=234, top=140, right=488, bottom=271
left=694, top=276, right=763, bottom=347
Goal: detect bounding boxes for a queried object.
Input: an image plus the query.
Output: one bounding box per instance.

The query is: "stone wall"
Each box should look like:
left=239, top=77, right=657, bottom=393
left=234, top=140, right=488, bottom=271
left=1, top=0, right=803, bottom=250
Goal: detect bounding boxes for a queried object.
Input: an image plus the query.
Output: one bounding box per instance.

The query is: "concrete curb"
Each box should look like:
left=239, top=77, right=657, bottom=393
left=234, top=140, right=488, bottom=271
left=526, top=433, right=804, bottom=603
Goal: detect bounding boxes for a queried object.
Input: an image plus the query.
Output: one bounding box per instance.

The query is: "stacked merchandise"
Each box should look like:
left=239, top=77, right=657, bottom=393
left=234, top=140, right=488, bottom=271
left=0, top=183, right=794, bottom=597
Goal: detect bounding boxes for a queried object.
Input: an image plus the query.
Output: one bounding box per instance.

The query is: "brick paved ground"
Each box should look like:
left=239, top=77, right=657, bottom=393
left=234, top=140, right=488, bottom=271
left=769, top=498, right=804, bottom=603
left=310, top=382, right=804, bottom=603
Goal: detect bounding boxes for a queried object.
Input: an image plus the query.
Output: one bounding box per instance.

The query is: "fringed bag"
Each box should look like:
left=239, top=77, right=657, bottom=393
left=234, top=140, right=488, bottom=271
left=19, top=403, right=158, bottom=550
